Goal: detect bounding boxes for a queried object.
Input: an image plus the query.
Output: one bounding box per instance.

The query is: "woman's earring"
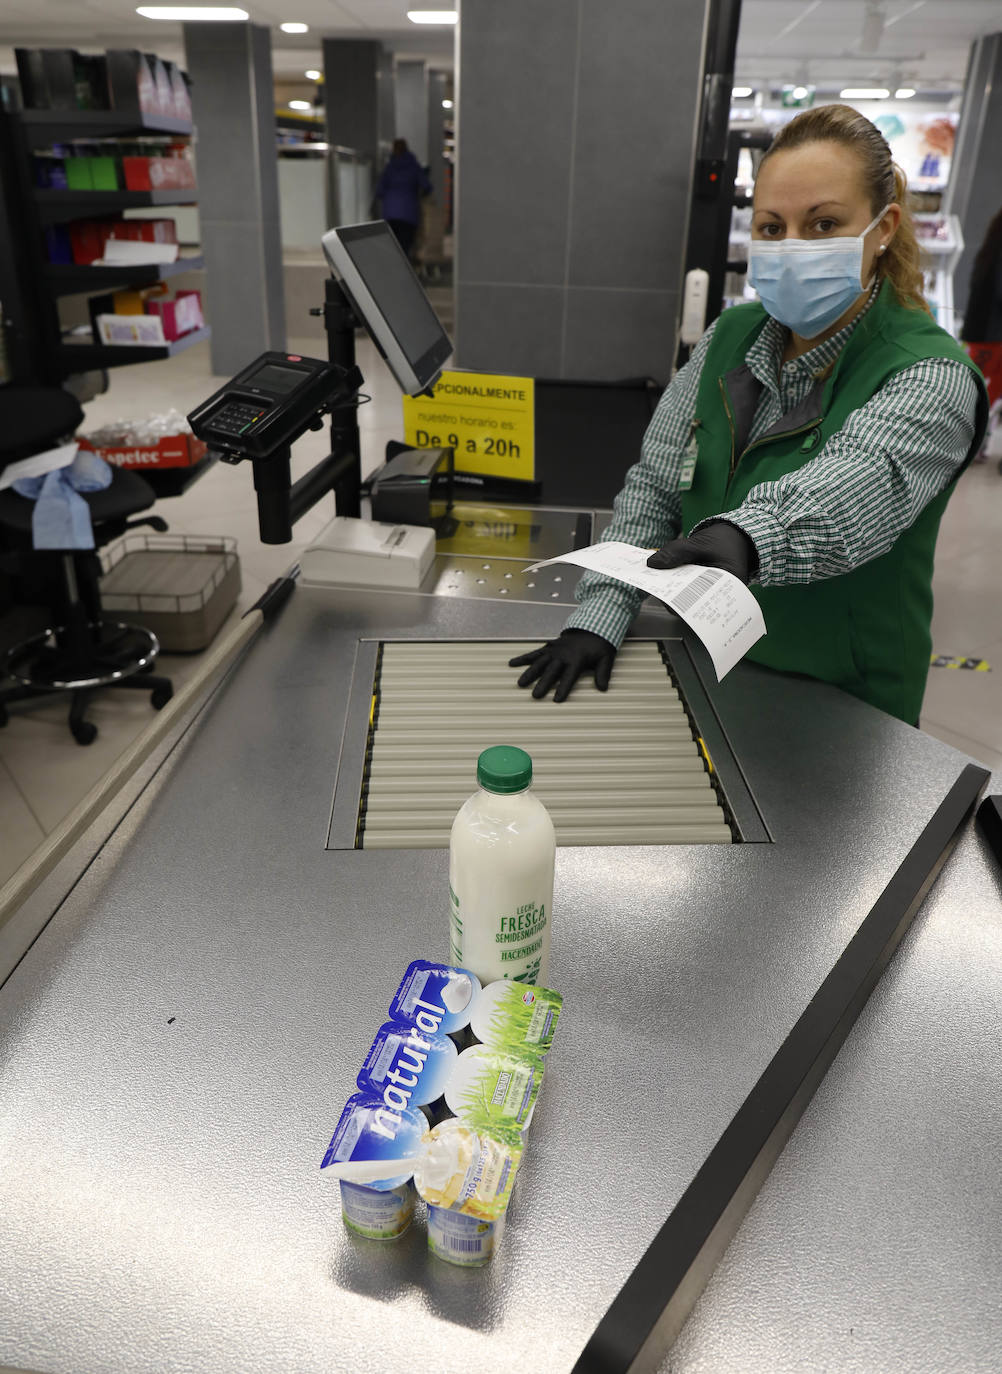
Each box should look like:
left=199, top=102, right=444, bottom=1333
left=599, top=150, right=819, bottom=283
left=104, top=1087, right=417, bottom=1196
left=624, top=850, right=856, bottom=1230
left=878, top=244, right=886, bottom=254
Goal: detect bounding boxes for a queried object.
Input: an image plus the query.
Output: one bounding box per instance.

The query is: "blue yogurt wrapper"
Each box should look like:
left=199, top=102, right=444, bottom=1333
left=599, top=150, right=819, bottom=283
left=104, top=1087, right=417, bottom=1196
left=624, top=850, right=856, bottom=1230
left=357, top=1019, right=458, bottom=1110
left=321, top=1092, right=427, bottom=1191
left=390, top=960, right=482, bottom=1035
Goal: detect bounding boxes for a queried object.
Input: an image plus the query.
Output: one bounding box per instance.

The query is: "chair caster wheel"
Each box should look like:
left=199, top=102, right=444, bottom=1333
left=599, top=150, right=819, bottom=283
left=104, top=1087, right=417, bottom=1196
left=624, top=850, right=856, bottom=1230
left=72, top=720, right=98, bottom=746
left=151, top=685, right=173, bottom=710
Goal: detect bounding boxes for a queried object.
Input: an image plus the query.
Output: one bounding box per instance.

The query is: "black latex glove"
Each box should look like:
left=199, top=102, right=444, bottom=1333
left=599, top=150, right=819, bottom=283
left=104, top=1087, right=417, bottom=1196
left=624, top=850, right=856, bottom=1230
left=508, top=629, right=616, bottom=703
left=646, top=519, right=759, bottom=584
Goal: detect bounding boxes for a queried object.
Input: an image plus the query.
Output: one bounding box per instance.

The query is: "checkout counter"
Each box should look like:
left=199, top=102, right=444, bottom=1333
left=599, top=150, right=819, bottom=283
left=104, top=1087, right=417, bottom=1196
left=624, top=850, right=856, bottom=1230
left=1, top=224, right=1000, bottom=1374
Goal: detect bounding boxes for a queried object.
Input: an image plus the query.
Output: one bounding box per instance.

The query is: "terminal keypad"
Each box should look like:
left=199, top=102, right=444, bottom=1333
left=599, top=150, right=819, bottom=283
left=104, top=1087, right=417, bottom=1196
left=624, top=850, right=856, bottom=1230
left=209, top=399, right=270, bottom=435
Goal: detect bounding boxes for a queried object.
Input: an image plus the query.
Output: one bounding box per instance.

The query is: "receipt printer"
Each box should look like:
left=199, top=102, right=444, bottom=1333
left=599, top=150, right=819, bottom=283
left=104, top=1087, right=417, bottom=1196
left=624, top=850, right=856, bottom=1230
left=299, top=516, right=435, bottom=590
left=370, top=446, right=453, bottom=529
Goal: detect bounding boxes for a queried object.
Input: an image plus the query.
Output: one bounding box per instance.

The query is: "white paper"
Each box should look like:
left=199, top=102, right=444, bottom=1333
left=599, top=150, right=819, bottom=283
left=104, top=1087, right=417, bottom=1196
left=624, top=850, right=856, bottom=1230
left=524, top=540, right=766, bottom=681
left=0, top=441, right=78, bottom=492
left=95, top=240, right=180, bottom=265
left=95, top=313, right=166, bottom=346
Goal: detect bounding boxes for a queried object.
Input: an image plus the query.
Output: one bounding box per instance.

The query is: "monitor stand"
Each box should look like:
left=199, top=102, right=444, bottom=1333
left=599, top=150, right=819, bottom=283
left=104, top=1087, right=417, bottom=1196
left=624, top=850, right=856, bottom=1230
left=316, top=276, right=363, bottom=520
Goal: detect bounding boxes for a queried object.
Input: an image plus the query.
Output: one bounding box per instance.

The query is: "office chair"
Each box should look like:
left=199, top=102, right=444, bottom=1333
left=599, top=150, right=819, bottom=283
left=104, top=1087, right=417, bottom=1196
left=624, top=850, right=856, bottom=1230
left=0, top=386, right=173, bottom=745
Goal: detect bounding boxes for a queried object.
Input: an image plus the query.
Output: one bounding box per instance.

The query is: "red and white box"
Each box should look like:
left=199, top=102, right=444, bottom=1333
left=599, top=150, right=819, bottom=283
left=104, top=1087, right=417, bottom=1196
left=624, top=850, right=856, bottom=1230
left=78, top=433, right=209, bottom=471
left=122, top=155, right=196, bottom=191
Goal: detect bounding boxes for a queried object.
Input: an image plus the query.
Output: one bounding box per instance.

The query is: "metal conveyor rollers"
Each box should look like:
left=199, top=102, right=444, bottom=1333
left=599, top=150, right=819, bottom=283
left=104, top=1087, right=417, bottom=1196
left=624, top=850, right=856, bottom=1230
left=357, top=640, right=733, bottom=848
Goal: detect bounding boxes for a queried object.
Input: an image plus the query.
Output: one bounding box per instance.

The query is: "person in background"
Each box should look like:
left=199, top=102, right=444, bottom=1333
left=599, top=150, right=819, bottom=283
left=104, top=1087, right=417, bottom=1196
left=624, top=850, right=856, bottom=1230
left=960, top=206, right=1002, bottom=444
left=375, top=138, right=432, bottom=261
left=510, top=103, right=987, bottom=725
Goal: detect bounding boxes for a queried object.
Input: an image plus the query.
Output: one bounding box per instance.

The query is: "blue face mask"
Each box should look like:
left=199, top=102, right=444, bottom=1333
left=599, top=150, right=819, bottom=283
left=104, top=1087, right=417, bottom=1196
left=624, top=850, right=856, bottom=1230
left=747, top=205, right=890, bottom=339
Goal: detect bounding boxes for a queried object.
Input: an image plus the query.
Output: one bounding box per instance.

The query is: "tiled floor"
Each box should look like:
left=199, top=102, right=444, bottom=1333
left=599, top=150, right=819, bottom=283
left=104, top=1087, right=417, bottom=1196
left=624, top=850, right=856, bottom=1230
left=2, top=284, right=1000, bottom=886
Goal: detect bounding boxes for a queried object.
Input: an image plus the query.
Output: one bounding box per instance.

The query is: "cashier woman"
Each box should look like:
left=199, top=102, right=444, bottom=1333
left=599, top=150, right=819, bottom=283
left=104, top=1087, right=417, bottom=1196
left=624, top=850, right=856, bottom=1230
left=510, top=104, right=988, bottom=725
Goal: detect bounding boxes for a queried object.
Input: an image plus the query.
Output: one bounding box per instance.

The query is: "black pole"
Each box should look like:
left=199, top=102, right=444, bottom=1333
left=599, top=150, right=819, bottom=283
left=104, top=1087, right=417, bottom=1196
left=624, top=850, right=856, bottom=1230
left=253, top=446, right=294, bottom=544
left=676, top=0, right=744, bottom=365
left=322, top=276, right=362, bottom=518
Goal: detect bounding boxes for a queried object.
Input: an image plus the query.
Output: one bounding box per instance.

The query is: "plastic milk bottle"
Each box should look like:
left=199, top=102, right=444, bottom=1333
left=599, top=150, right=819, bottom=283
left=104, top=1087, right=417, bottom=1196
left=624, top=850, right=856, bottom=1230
left=449, top=746, right=555, bottom=986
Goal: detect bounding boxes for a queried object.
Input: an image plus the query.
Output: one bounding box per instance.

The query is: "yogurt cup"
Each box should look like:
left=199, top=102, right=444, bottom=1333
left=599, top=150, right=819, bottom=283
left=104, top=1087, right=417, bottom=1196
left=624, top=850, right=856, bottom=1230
left=412, top=1117, right=520, bottom=1220
left=340, top=1179, right=415, bottom=1240
left=469, top=980, right=563, bottom=1056
left=322, top=1094, right=428, bottom=1240
left=443, top=1045, right=543, bottom=1138
left=390, top=960, right=482, bottom=1035
left=427, top=1204, right=505, bottom=1266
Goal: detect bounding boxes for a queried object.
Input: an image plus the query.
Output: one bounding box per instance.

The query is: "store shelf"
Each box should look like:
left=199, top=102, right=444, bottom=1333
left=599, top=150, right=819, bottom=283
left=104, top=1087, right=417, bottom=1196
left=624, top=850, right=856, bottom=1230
left=36, top=188, right=199, bottom=225
left=59, top=324, right=210, bottom=370
left=44, top=255, right=204, bottom=296
left=21, top=109, right=193, bottom=143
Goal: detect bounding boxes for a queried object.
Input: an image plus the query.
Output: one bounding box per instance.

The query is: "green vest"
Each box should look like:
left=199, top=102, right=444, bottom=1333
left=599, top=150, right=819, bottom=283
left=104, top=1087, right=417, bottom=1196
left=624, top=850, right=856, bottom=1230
left=682, top=283, right=988, bottom=723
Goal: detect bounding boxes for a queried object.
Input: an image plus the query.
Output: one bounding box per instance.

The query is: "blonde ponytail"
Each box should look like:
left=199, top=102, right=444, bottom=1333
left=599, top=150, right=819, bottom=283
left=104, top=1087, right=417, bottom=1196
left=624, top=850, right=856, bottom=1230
left=878, top=164, right=929, bottom=312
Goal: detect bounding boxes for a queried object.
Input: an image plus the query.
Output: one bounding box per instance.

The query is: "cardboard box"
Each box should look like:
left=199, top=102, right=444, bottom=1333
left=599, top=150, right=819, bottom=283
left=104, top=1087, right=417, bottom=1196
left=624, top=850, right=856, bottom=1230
left=79, top=433, right=209, bottom=470
left=145, top=290, right=203, bottom=341
left=106, top=218, right=178, bottom=245
left=33, top=154, right=68, bottom=189
left=105, top=50, right=158, bottom=117
left=122, top=155, right=196, bottom=191
left=44, top=224, right=73, bottom=264
left=165, top=62, right=193, bottom=122
left=14, top=48, right=77, bottom=110
left=69, top=218, right=115, bottom=265
left=65, top=157, right=94, bottom=190
left=87, top=285, right=168, bottom=336
left=95, top=313, right=166, bottom=346
left=147, top=56, right=174, bottom=118
left=65, top=155, right=120, bottom=190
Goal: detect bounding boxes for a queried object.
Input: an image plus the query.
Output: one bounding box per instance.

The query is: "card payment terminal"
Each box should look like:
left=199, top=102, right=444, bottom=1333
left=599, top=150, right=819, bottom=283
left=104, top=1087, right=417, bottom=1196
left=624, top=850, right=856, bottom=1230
left=188, top=351, right=361, bottom=461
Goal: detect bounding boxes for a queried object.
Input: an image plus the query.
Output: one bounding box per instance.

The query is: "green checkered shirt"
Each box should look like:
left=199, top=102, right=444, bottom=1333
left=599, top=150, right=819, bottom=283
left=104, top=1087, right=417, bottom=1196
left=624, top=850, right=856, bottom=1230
left=566, top=288, right=979, bottom=647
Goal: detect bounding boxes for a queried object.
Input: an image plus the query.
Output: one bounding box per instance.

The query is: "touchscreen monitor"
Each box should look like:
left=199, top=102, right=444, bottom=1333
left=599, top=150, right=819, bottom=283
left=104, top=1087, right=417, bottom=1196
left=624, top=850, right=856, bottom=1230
left=321, top=220, right=453, bottom=395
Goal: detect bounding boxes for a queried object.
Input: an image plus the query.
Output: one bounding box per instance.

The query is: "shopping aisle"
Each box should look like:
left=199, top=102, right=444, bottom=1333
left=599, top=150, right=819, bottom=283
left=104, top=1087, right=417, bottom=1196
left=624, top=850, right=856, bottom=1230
left=1, top=317, right=1001, bottom=885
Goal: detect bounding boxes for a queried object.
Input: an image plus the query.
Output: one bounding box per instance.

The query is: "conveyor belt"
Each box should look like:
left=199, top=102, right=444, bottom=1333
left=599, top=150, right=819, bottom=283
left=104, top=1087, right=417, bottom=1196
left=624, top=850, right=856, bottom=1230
left=359, top=640, right=732, bottom=847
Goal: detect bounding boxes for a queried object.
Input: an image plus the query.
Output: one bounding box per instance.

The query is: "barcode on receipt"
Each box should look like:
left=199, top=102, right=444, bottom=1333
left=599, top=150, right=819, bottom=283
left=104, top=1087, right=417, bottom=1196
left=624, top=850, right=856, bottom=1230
left=669, top=568, right=722, bottom=615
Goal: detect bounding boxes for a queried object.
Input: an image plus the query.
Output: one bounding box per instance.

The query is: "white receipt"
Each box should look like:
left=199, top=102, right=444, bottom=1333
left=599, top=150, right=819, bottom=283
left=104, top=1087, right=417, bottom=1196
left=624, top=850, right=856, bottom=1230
left=0, top=441, right=78, bottom=492
left=524, top=540, right=766, bottom=681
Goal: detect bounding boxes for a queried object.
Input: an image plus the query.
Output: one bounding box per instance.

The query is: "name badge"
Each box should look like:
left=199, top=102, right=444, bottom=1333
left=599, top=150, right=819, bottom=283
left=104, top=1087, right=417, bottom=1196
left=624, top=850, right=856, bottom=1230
left=678, top=420, right=701, bottom=491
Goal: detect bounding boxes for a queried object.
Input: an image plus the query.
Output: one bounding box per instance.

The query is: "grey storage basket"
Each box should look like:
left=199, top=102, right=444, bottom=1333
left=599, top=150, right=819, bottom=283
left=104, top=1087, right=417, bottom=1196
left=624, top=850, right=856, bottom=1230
left=100, top=533, right=241, bottom=653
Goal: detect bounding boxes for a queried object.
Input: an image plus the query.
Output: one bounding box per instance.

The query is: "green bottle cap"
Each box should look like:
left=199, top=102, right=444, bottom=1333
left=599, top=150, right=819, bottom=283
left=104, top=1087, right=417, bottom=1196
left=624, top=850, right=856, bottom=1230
left=476, top=745, right=532, bottom=794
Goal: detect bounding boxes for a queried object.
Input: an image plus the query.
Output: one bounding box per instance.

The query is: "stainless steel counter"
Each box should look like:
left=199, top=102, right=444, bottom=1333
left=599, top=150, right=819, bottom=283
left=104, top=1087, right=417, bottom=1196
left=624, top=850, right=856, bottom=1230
left=1, top=581, right=999, bottom=1374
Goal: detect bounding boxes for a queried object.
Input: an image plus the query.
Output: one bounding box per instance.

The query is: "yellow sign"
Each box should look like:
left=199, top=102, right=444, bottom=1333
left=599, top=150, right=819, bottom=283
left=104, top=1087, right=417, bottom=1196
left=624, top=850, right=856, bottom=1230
left=401, top=369, right=535, bottom=480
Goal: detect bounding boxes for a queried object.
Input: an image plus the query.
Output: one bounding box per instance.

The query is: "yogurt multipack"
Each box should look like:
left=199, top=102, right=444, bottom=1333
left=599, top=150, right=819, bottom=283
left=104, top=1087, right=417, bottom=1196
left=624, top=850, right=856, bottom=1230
left=321, top=960, right=563, bottom=1262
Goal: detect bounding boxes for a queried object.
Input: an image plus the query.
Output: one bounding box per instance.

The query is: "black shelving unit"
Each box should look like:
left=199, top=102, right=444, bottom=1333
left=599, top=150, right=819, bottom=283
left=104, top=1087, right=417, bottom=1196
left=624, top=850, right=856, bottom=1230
left=19, top=109, right=196, bottom=142
left=59, top=324, right=211, bottom=370
left=0, top=103, right=208, bottom=386
left=45, top=254, right=204, bottom=296
left=36, top=188, right=199, bottom=225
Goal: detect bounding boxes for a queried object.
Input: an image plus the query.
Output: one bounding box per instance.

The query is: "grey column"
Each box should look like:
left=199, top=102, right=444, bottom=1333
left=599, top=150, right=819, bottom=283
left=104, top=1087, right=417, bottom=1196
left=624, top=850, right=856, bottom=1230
left=395, top=60, right=429, bottom=163
left=942, top=32, right=1002, bottom=325
left=456, top=0, right=710, bottom=383
left=324, top=39, right=385, bottom=163
left=184, top=21, right=285, bottom=375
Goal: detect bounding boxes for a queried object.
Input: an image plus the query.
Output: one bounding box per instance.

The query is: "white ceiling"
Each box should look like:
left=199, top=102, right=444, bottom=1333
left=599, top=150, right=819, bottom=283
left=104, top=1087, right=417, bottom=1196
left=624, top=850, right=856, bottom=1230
left=0, top=0, right=998, bottom=89
left=734, top=0, right=1001, bottom=90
